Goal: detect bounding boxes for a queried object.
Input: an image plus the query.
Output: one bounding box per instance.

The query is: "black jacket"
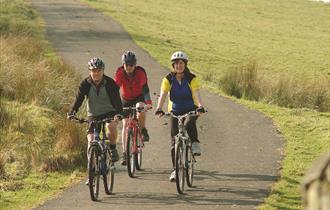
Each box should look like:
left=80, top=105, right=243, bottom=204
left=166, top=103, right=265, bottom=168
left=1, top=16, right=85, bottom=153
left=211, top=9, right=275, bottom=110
left=69, top=75, right=123, bottom=114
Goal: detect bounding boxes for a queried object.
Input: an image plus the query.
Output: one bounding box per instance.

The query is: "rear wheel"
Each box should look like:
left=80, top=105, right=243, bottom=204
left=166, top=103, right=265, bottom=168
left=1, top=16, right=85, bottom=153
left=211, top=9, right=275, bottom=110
left=175, top=140, right=185, bottom=194
left=88, top=146, right=100, bottom=201
left=126, top=129, right=136, bottom=178
left=103, top=148, right=114, bottom=195
left=186, top=143, right=194, bottom=187
left=135, top=131, right=143, bottom=170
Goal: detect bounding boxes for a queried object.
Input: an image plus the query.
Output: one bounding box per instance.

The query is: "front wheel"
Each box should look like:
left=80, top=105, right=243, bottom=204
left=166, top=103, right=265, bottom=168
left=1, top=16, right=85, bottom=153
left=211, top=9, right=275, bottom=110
left=186, top=143, right=194, bottom=187
left=126, top=129, right=136, bottom=178
left=175, top=140, right=185, bottom=194
left=103, top=148, right=114, bottom=195
left=88, top=146, right=100, bottom=201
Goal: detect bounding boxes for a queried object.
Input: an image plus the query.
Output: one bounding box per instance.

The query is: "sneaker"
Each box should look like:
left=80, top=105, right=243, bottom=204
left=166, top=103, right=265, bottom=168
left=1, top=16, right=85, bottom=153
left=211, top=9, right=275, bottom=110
left=85, top=179, right=89, bottom=185
left=169, top=170, right=176, bottom=182
left=192, top=142, right=201, bottom=156
left=141, top=128, right=149, bottom=142
left=110, top=148, right=119, bottom=162
left=121, top=152, right=126, bottom=166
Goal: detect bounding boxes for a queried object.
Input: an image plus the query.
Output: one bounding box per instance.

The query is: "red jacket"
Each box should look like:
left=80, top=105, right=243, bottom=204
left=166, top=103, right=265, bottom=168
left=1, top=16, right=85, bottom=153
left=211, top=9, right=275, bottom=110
left=114, top=66, right=152, bottom=105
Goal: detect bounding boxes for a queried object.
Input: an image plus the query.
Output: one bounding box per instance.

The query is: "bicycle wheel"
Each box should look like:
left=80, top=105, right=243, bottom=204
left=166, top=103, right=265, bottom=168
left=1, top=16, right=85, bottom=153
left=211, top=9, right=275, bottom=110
left=103, top=148, right=114, bottom=195
left=186, top=143, right=194, bottom=187
left=88, top=146, right=100, bottom=201
left=135, top=131, right=143, bottom=170
left=175, top=140, right=185, bottom=194
left=126, top=128, right=136, bottom=177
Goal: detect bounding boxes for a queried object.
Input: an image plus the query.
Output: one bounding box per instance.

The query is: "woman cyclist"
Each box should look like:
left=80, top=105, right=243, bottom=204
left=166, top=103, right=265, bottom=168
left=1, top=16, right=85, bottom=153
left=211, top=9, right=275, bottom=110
left=155, top=51, right=206, bottom=182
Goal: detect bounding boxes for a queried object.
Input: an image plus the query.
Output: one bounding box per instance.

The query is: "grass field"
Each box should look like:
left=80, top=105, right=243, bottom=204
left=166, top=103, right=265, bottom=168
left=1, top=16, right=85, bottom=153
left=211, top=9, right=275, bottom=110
left=81, top=0, right=329, bottom=78
left=0, top=1, right=85, bottom=209
left=81, top=0, right=330, bottom=209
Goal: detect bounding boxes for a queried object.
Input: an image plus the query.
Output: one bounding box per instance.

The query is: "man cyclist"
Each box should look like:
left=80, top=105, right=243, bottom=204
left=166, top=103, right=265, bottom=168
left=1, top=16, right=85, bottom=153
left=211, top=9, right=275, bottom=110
left=67, top=57, right=123, bottom=170
left=114, top=51, right=152, bottom=165
left=155, top=51, right=206, bottom=182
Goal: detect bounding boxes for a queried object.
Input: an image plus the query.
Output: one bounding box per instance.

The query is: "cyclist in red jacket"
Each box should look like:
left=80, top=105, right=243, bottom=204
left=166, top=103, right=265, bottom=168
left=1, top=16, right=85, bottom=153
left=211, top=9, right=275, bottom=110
left=115, top=51, right=152, bottom=165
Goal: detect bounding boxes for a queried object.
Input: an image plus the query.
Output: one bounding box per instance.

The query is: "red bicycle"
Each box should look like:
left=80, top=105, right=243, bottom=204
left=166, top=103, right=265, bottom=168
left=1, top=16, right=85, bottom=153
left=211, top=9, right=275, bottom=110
left=123, top=106, right=147, bottom=177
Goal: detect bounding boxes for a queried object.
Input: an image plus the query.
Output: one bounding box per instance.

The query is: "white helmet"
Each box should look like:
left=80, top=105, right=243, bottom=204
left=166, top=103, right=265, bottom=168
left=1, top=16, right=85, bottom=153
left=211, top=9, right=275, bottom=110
left=171, top=51, right=188, bottom=63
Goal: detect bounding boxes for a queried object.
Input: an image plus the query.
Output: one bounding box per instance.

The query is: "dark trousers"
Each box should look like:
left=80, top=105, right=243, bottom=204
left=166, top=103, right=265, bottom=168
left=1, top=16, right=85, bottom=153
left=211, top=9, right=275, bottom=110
left=170, top=115, right=199, bottom=169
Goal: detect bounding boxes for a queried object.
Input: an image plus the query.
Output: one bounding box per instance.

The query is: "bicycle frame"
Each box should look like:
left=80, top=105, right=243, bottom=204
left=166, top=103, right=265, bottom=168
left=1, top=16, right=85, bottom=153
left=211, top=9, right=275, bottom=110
left=71, top=116, right=120, bottom=200
left=124, top=107, right=144, bottom=154
left=168, top=111, right=198, bottom=194
left=172, top=113, right=195, bottom=170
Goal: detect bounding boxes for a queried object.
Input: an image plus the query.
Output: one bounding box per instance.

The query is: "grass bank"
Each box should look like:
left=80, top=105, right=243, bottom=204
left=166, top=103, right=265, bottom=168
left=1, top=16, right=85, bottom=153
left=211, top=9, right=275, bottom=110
left=81, top=0, right=330, bottom=209
left=0, top=0, right=85, bottom=209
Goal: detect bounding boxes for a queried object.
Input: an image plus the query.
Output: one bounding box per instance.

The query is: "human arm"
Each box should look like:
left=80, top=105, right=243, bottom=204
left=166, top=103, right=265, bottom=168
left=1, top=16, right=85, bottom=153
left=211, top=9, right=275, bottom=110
left=191, top=77, right=205, bottom=113
left=68, top=79, right=88, bottom=116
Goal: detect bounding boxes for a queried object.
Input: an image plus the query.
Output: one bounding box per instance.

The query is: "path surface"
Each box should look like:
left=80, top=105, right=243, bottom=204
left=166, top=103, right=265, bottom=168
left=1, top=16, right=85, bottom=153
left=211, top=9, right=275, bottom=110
left=29, top=0, right=283, bottom=209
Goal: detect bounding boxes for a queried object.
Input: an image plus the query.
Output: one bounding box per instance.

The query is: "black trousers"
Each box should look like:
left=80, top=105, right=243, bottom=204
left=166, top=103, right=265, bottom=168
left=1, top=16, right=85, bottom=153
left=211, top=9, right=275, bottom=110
left=170, top=115, right=199, bottom=169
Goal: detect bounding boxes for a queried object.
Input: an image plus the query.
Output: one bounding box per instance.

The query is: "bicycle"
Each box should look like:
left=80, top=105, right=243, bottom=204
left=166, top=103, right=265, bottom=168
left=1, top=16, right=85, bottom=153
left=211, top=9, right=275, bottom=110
left=166, top=111, right=200, bottom=194
left=71, top=116, right=121, bottom=201
left=123, top=106, right=147, bottom=177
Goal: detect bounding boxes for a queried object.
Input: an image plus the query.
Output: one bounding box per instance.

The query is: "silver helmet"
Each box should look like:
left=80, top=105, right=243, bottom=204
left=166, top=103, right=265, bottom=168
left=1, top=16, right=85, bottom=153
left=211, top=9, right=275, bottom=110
left=88, top=57, right=105, bottom=70
left=171, top=51, right=188, bottom=63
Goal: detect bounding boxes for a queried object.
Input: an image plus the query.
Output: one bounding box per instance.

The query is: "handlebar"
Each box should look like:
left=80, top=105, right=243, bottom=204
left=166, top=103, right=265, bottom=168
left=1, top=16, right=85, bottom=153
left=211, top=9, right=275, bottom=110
left=165, top=111, right=199, bottom=120
left=123, top=106, right=148, bottom=113
left=70, top=115, right=124, bottom=124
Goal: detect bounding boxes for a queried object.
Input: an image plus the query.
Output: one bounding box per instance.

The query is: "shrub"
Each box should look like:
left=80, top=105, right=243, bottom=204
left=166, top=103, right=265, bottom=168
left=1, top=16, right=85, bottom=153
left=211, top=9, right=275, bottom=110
left=220, top=60, right=330, bottom=112
left=220, top=60, right=263, bottom=101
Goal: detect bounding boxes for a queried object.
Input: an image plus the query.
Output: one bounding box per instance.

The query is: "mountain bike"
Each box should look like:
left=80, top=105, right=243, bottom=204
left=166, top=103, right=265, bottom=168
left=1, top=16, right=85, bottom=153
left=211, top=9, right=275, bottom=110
left=71, top=116, right=120, bottom=201
left=167, top=111, right=199, bottom=194
left=123, top=106, right=147, bottom=177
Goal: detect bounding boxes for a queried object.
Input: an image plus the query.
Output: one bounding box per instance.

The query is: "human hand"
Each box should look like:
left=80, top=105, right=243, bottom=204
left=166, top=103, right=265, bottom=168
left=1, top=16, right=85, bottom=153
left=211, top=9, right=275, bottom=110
left=155, top=108, right=165, bottom=117
left=67, top=111, right=76, bottom=120
left=114, top=114, right=123, bottom=121
left=145, top=104, right=152, bottom=111
left=196, top=106, right=206, bottom=114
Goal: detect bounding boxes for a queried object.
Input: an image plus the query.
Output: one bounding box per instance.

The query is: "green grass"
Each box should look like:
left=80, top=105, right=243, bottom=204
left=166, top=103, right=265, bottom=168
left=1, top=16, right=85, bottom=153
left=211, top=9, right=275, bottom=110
left=0, top=171, right=83, bottom=210
left=80, top=0, right=330, bottom=209
left=81, top=0, right=329, bottom=79
left=0, top=0, right=86, bottom=209
left=242, top=101, right=330, bottom=209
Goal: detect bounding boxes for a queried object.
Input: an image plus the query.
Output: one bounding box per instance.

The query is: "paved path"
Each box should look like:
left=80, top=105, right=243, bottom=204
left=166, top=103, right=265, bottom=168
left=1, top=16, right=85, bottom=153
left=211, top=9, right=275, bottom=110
left=29, top=0, right=283, bottom=209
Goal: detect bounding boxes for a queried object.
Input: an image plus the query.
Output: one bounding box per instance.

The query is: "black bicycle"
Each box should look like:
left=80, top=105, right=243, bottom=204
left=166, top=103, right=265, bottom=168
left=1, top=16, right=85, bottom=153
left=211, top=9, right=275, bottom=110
left=167, top=111, right=199, bottom=194
left=71, top=116, right=120, bottom=201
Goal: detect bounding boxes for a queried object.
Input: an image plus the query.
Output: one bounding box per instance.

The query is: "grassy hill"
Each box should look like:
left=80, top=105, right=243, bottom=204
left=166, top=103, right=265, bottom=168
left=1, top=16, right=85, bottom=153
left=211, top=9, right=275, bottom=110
left=0, top=1, right=85, bottom=209
left=82, top=0, right=330, bottom=112
left=81, top=0, right=330, bottom=209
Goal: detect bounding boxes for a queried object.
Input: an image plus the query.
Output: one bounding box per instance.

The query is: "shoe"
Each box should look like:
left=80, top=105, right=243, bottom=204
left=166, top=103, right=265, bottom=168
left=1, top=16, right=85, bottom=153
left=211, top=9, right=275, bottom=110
left=110, top=148, right=119, bottom=162
left=121, top=152, right=126, bottom=166
left=141, top=128, right=149, bottom=142
left=192, top=142, right=201, bottom=156
left=85, top=179, right=89, bottom=185
left=169, top=170, right=176, bottom=182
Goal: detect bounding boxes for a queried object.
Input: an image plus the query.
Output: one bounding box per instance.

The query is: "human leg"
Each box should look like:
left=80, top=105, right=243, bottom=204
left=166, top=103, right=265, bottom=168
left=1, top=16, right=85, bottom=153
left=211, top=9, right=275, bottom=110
left=136, top=102, right=149, bottom=142
left=121, top=119, right=128, bottom=165
left=107, top=120, right=119, bottom=162
left=184, top=115, right=201, bottom=155
left=170, top=116, right=179, bottom=181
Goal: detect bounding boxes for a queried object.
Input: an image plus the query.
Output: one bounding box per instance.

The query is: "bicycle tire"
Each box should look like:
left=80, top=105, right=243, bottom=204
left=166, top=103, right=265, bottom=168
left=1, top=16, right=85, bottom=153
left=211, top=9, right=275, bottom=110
left=186, top=143, right=194, bottom=187
left=175, top=140, right=185, bottom=194
left=135, top=131, right=143, bottom=170
left=126, top=128, right=136, bottom=177
left=88, top=146, right=100, bottom=201
left=103, top=148, right=114, bottom=195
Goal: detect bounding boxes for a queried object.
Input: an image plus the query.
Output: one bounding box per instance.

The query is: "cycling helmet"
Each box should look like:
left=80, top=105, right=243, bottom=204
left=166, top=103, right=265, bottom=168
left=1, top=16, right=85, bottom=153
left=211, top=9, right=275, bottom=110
left=121, top=51, right=137, bottom=65
left=88, top=57, right=105, bottom=70
left=171, top=51, right=188, bottom=63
